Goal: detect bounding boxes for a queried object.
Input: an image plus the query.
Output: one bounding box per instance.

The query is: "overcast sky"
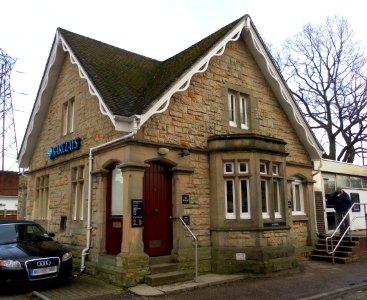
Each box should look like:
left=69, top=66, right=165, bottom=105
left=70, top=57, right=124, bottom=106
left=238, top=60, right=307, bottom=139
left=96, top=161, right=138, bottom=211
left=1, top=0, right=367, bottom=168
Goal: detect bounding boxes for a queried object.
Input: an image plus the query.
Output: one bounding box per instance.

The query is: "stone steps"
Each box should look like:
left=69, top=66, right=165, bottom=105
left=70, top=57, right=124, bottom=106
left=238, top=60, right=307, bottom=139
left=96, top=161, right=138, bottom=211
left=310, top=235, right=362, bottom=264
left=145, top=255, right=195, bottom=286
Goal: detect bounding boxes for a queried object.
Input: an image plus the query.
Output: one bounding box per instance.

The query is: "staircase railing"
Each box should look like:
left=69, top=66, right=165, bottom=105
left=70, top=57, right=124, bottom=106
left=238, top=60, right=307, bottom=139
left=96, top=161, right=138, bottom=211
left=178, top=217, right=198, bottom=282
left=325, top=203, right=367, bottom=263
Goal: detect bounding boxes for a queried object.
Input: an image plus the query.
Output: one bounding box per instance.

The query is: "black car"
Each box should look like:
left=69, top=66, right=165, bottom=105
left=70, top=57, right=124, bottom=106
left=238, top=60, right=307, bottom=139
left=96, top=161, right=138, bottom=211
left=0, top=220, right=72, bottom=288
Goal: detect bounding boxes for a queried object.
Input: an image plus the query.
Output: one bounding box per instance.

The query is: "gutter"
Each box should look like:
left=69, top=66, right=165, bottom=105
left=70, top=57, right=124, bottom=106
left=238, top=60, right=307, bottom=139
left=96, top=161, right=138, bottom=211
left=80, top=117, right=139, bottom=273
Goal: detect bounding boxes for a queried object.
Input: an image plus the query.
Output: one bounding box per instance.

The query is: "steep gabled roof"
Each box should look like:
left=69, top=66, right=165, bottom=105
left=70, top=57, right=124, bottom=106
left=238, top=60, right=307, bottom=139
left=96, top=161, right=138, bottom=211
left=58, top=17, right=240, bottom=117
left=58, top=28, right=160, bottom=116
left=18, top=15, right=323, bottom=168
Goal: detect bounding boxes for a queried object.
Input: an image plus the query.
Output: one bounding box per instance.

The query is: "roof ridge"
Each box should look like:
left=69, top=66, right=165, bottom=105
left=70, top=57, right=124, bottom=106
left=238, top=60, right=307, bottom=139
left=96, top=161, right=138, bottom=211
left=57, top=27, right=160, bottom=63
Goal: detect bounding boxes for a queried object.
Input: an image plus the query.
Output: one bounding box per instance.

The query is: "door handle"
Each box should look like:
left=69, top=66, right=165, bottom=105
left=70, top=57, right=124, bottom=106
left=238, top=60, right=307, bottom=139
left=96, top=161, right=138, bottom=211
left=153, top=208, right=159, bottom=213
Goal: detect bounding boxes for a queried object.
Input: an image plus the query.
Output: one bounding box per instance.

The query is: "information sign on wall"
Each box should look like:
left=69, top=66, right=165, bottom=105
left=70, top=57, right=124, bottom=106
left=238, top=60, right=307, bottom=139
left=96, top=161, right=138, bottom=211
left=131, top=199, right=143, bottom=227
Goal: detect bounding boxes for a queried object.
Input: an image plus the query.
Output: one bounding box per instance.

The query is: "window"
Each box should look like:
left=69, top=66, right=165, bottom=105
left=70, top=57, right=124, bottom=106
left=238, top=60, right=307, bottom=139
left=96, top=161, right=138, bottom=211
left=225, top=179, right=235, bottom=219
left=72, top=166, right=85, bottom=220
left=240, top=179, right=250, bottom=218
left=62, top=98, right=75, bottom=136
left=261, top=179, right=269, bottom=218
left=238, top=161, right=248, bottom=173
left=273, top=180, right=281, bottom=218
left=111, top=168, right=123, bottom=215
left=239, top=94, right=248, bottom=129
left=292, top=179, right=305, bottom=215
left=260, top=162, right=267, bottom=174
left=228, top=93, right=236, bottom=127
left=224, top=162, right=234, bottom=174
left=351, top=193, right=361, bottom=212
left=36, top=175, right=49, bottom=219
left=228, top=91, right=248, bottom=129
left=260, top=161, right=283, bottom=220
left=272, top=164, right=279, bottom=175
left=224, top=161, right=250, bottom=219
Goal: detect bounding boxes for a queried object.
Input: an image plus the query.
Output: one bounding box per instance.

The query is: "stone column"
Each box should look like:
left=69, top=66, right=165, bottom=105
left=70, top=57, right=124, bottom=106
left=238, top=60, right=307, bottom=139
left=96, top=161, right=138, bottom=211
left=116, top=161, right=150, bottom=287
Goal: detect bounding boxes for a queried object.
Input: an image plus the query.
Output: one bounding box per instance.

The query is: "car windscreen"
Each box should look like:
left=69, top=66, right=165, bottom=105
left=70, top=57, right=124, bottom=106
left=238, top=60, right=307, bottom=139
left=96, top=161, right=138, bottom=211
left=0, top=223, right=53, bottom=244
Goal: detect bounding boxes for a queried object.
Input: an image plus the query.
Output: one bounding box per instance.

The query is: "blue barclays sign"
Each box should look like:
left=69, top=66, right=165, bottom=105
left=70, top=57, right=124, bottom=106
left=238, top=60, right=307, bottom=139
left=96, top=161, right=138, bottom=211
left=47, top=138, right=81, bottom=160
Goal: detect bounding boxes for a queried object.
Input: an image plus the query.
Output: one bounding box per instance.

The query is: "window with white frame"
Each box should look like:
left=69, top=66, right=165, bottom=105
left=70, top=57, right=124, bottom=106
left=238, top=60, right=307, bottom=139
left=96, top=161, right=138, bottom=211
left=225, top=179, right=235, bottom=219
left=240, top=178, right=250, bottom=218
left=260, top=161, right=283, bottom=220
left=228, top=93, right=236, bottom=127
left=224, top=161, right=250, bottom=219
left=62, top=98, right=75, bottom=136
left=292, top=179, right=305, bottom=215
left=228, top=91, right=248, bottom=129
left=36, top=175, right=49, bottom=219
left=273, top=180, right=281, bottom=218
left=72, top=166, right=85, bottom=220
left=111, top=167, right=123, bottom=216
left=260, top=162, right=267, bottom=174
left=261, top=179, right=270, bottom=218
left=239, top=94, right=248, bottom=129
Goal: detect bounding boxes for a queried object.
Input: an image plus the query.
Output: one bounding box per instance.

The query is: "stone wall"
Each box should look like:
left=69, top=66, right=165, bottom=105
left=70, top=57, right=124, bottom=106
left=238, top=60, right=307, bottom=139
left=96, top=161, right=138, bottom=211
left=21, top=35, right=317, bottom=284
left=141, top=40, right=310, bottom=165
left=29, top=56, right=121, bottom=172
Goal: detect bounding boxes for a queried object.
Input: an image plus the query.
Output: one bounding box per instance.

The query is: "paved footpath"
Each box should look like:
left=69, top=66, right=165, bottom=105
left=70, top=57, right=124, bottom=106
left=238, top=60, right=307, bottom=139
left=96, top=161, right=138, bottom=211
left=3, top=259, right=367, bottom=299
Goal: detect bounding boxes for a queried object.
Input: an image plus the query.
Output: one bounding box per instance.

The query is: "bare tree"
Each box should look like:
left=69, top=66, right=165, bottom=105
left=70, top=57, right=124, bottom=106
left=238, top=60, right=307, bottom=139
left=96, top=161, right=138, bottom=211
left=275, top=16, right=367, bottom=163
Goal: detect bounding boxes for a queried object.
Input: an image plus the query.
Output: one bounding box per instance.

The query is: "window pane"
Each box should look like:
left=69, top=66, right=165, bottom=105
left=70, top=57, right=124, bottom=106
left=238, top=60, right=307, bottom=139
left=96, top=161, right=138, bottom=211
left=111, top=168, right=123, bottom=215
left=260, top=163, right=267, bottom=174
left=273, top=181, right=279, bottom=212
left=240, top=179, right=249, bottom=214
left=226, top=180, right=234, bottom=213
left=350, top=176, right=362, bottom=188
left=63, top=103, right=68, bottom=136
left=69, top=99, right=75, bottom=133
left=261, top=180, right=268, bottom=213
left=238, top=161, right=248, bottom=173
left=228, top=93, right=236, bottom=125
left=240, top=94, right=247, bottom=128
left=295, top=184, right=301, bottom=211
left=224, top=162, right=234, bottom=174
left=337, top=175, right=350, bottom=188
left=324, top=178, right=336, bottom=209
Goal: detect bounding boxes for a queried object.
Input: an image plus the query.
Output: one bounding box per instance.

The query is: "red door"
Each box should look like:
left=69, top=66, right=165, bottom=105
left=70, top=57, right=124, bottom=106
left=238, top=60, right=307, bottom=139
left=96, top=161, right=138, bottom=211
left=143, top=162, right=173, bottom=256
left=106, top=165, right=123, bottom=255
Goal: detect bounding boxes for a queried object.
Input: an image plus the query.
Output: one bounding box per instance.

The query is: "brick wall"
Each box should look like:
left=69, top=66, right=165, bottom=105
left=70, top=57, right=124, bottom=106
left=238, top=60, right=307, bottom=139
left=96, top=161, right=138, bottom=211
left=315, top=191, right=326, bottom=234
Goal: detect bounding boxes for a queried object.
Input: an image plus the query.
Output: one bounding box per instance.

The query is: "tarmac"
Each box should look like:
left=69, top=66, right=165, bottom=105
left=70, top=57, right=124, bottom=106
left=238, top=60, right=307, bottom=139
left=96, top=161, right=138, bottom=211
left=2, top=259, right=367, bottom=299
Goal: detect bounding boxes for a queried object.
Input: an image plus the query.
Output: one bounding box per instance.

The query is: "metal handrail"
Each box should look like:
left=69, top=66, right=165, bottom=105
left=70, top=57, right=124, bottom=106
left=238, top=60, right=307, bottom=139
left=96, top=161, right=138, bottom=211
left=178, top=217, right=198, bottom=282
left=325, top=203, right=367, bottom=263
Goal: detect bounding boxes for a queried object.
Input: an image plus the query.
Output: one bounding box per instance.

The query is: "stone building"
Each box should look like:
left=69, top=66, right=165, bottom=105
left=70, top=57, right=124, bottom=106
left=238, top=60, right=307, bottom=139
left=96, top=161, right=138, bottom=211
left=17, top=15, right=323, bottom=287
